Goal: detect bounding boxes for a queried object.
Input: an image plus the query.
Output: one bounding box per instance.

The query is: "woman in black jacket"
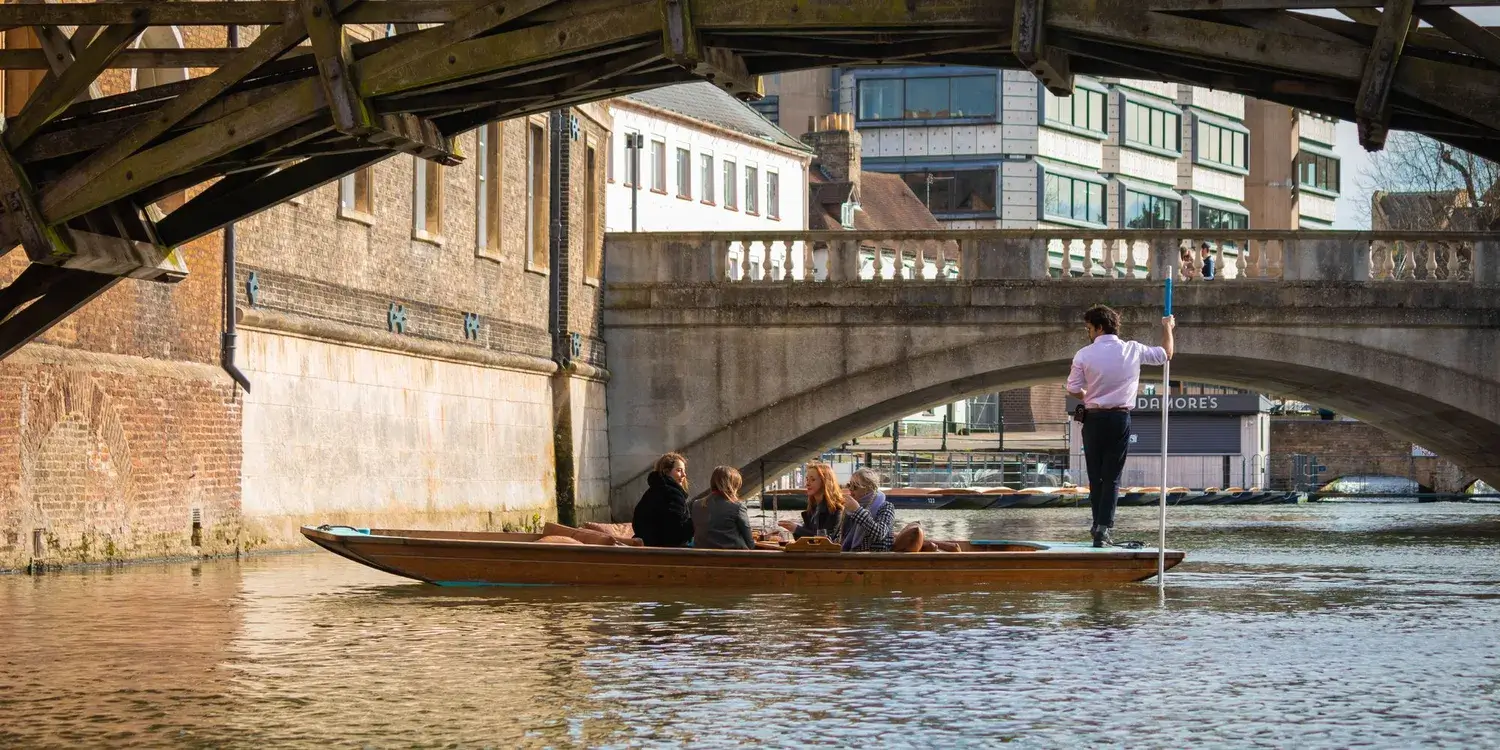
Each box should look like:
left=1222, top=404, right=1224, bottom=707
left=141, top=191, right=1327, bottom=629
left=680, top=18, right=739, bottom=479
left=632, top=452, right=694, bottom=547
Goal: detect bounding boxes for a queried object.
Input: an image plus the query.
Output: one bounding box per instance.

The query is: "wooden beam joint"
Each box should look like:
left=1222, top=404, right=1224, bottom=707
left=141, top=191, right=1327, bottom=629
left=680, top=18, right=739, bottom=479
left=1355, top=0, right=1416, bottom=151
left=660, top=0, right=761, bottom=101
left=300, top=0, right=462, bottom=164
left=1013, top=0, right=1073, bottom=96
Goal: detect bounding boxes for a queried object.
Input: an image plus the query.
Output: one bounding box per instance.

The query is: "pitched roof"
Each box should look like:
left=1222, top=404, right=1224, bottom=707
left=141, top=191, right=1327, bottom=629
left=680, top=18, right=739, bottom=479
left=807, top=168, right=944, bottom=232
left=1373, top=190, right=1463, bottom=230
left=622, top=82, right=811, bottom=154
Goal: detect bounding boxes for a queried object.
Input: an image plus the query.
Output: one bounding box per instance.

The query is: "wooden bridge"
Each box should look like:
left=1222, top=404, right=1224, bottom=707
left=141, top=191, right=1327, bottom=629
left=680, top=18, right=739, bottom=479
left=0, top=0, right=1498, bottom=360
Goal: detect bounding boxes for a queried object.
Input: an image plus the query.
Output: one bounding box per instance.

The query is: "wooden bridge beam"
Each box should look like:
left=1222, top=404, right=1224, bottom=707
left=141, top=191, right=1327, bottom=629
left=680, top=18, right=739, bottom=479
left=1013, top=0, right=1073, bottom=96
left=1354, top=0, right=1416, bottom=150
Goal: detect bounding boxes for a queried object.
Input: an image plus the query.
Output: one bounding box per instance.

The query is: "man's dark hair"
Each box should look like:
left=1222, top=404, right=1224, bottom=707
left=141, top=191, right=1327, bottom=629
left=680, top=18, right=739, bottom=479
left=1083, top=305, right=1120, bottom=335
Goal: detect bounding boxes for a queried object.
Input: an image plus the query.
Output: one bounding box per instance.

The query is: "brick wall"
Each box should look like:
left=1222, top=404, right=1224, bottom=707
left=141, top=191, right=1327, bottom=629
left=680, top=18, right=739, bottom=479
left=1001, top=387, right=1068, bottom=430
left=1269, top=419, right=1474, bottom=493
left=0, top=20, right=239, bottom=569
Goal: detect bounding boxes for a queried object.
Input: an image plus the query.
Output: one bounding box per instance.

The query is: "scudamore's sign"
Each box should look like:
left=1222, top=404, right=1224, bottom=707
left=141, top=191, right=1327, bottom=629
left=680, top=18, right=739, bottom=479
left=1065, top=393, right=1270, bottom=415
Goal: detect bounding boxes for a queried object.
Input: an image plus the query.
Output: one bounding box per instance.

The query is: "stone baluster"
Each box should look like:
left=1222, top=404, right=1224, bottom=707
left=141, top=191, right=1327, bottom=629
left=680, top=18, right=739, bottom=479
left=1079, top=239, right=1094, bottom=277
left=710, top=239, right=730, bottom=281
left=1243, top=239, right=1262, bottom=279
left=1122, top=240, right=1137, bottom=279
left=1380, top=241, right=1396, bottom=280
left=1055, top=239, right=1071, bottom=278
left=1398, top=241, right=1416, bottom=279
left=1424, top=241, right=1439, bottom=280
left=1235, top=238, right=1248, bottom=279
left=900, top=240, right=916, bottom=281
left=1269, top=239, right=1285, bottom=279
left=1442, top=242, right=1459, bottom=281
left=1100, top=239, right=1116, bottom=279
left=1214, top=241, right=1227, bottom=280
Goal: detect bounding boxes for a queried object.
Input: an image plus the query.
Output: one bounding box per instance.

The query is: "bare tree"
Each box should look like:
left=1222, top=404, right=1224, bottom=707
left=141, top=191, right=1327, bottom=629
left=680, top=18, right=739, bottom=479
left=1357, top=132, right=1500, bottom=231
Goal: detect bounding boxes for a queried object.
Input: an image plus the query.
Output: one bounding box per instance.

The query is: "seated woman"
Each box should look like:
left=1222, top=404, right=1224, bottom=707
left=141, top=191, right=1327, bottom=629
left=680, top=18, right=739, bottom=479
left=837, top=468, right=896, bottom=552
left=632, top=452, right=694, bottom=547
left=779, top=462, right=844, bottom=540
left=691, top=466, right=755, bottom=550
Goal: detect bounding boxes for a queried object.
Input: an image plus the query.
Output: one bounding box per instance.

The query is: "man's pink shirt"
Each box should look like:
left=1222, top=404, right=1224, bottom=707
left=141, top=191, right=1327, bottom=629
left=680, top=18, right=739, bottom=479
left=1066, top=334, right=1168, bottom=409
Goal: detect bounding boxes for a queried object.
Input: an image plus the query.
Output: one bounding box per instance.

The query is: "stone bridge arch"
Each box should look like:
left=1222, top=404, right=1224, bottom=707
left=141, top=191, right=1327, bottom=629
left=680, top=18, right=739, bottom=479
left=603, top=253, right=1500, bottom=517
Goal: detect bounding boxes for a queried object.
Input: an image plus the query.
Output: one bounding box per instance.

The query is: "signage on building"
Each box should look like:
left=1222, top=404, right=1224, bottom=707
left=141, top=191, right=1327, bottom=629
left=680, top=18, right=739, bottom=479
left=1065, top=393, right=1270, bottom=415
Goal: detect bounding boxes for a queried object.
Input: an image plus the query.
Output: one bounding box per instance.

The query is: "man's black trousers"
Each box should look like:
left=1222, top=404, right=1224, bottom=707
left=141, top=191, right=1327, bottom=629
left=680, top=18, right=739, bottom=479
left=1082, top=410, right=1131, bottom=529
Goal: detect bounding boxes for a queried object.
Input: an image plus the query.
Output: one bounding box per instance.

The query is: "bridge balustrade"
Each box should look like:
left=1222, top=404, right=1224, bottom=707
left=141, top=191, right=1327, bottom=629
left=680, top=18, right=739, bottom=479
left=605, top=231, right=1498, bottom=285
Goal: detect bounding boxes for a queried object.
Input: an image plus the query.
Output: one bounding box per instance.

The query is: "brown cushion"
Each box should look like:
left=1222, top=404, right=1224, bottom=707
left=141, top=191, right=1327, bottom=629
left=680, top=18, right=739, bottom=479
left=543, top=522, right=617, bottom=546
left=892, top=524, right=925, bottom=553
left=536, top=535, right=584, bottom=545
left=584, top=522, right=635, bottom=539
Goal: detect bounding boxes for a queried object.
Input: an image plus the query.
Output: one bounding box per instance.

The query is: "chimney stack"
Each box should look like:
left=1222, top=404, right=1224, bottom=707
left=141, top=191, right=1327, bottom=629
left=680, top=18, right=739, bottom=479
left=802, top=112, right=862, bottom=197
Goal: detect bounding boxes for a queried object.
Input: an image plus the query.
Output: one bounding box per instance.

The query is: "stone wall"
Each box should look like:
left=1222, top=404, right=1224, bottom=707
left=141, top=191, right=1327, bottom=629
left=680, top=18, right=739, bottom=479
left=1269, top=419, right=1474, bottom=493
left=232, top=104, right=613, bottom=548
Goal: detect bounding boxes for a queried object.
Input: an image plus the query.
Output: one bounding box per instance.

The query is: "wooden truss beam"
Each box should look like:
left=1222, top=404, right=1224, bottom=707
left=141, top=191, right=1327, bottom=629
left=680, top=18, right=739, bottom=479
left=0, top=267, right=119, bottom=361
left=4, top=24, right=143, bottom=149
left=1354, top=0, right=1416, bottom=150
left=1013, top=0, right=1073, bottom=95
left=1148, top=0, right=1491, bottom=10
left=1416, top=6, right=1500, bottom=67
left=659, top=0, right=761, bottom=100
left=0, top=2, right=494, bottom=28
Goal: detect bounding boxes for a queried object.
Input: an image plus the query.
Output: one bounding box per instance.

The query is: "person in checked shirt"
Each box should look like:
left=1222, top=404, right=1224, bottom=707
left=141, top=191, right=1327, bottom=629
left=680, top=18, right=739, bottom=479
left=1066, top=305, right=1175, bottom=547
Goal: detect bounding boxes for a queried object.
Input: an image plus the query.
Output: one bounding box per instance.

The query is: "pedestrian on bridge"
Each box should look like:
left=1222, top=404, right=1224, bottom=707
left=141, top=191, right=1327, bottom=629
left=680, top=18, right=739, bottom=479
left=1066, top=305, right=1175, bottom=547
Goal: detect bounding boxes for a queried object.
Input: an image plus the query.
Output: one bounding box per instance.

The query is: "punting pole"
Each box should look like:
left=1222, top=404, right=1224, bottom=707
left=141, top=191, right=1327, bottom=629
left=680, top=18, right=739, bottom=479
left=1159, top=277, right=1173, bottom=589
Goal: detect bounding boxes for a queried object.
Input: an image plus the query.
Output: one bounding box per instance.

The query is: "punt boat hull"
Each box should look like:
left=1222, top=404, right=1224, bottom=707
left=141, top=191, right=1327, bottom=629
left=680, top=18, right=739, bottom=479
left=301, top=525, right=1184, bottom=588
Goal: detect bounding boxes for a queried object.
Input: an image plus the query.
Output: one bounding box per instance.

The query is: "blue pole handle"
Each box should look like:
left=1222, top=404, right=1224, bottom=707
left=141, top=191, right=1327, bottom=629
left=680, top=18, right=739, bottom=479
left=1164, top=277, right=1173, bottom=317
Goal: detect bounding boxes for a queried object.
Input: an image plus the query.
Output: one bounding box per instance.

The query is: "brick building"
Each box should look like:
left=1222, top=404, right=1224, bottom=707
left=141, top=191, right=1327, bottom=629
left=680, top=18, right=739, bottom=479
left=0, top=22, right=612, bottom=569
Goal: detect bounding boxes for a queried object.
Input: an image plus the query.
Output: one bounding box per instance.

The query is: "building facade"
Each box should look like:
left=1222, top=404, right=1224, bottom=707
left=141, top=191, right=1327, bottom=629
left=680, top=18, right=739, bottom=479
left=1067, top=394, right=1273, bottom=490
left=1245, top=101, right=1342, bottom=230
left=606, top=82, right=812, bottom=279
left=0, top=22, right=613, bottom=570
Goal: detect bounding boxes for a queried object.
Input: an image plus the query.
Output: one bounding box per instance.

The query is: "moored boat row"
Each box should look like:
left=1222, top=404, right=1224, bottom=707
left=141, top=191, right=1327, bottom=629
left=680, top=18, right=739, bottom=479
left=752, top=486, right=1301, bottom=510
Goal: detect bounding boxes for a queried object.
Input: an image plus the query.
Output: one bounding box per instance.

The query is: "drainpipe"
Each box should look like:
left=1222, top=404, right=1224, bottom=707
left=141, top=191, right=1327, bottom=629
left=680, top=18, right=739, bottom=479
left=221, top=22, right=250, bottom=393
left=548, top=108, right=577, bottom=526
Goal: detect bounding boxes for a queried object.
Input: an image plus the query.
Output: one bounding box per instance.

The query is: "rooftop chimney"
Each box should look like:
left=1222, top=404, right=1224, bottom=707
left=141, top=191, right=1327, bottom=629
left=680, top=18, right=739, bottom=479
left=802, top=112, right=862, bottom=200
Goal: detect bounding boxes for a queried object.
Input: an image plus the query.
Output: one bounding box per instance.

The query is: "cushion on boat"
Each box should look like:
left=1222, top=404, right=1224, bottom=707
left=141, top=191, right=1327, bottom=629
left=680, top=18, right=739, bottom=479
left=543, top=522, right=619, bottom=546
left=536, top=535, right=584, bottom=545
left=583, top=522, right=635, bottom=539
left=892, top=524, right=925, bottom=553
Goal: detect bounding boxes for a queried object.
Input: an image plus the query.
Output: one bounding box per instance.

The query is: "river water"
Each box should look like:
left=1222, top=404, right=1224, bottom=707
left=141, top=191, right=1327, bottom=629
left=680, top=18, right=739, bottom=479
left=2, top=502, right=1499, bottom=749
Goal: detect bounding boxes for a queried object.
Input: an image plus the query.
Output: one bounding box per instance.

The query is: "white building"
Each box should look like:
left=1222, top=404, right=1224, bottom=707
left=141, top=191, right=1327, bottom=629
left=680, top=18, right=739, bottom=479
left=605, top=82, right=812, bottom=277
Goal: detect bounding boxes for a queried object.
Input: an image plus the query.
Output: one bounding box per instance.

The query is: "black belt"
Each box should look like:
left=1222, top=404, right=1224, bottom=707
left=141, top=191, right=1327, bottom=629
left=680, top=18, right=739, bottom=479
left=1086, top=406, right=1130, bottom=412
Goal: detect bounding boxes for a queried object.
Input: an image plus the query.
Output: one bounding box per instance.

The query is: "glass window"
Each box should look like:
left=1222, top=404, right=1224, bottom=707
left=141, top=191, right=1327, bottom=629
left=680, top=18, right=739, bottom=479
left=476, top=123, right=501, bottom=254
left=857, top=75, right=996, bottom=121
left=899, top=169, right=997, bottom=214
left=950, top=76, right=997, bottom=118
left=1295, top=151, right=1340, bottom=193
left=905, top=77, right=949, bottom=119
left=1123, top=189, right=1181, bottom=229
left=723, top=160, right=737, bottom=209
left=767, top=171, right=780, bottom=219
left=1197, top=120, right=1247, bottom=170
left=527, top=121, right=547, bottom=270
left=675, top=147, right=691, bottom=199
left=623, top=131, right=640, bottom=187
left=650, top=139, right=665, bottom=191
left=745, top=166, right=759, bottom=214
left=585, top=142, right=600, bottom=278
left=858, top=79, right=903, bottom=120
left=700, top=153, right=714, bottom=203
left=1197, top=204, right=1249, bottom=231
left=1044, top=88, right=1106, bottom=133
left=1124, top=102, right=1180, bottom=153
left=1042, top=172, right=1104, bottom=224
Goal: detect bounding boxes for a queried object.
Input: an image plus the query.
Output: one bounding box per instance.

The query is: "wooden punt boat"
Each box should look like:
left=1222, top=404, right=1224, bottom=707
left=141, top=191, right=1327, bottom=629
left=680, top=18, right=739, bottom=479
left=300, top=525, right=1184, bottom=588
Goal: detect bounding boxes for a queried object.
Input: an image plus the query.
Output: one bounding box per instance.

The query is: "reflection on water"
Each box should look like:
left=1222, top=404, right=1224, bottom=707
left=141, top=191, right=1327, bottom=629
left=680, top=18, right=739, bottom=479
left=3, top=504, right=1500, bottom=748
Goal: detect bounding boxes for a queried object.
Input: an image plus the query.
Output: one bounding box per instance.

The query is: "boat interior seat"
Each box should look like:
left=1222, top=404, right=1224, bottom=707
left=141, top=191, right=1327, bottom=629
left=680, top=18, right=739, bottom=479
left=536, top=535, right=584, bottom=545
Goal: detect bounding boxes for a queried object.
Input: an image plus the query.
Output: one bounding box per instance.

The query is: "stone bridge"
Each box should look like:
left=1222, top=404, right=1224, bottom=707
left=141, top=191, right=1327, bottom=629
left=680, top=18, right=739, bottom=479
left=602, top=229, right=1500, bottom=517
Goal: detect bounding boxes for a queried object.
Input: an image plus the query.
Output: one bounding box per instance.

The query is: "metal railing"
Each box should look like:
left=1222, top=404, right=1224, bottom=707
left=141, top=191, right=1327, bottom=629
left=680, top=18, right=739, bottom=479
left=605, top=230, right=1497, bottom=284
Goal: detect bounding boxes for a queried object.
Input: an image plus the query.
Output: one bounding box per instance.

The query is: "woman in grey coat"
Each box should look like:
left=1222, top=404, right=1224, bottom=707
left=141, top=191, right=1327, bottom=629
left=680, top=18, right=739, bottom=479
left=691, top=466, right=755, bottom=550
